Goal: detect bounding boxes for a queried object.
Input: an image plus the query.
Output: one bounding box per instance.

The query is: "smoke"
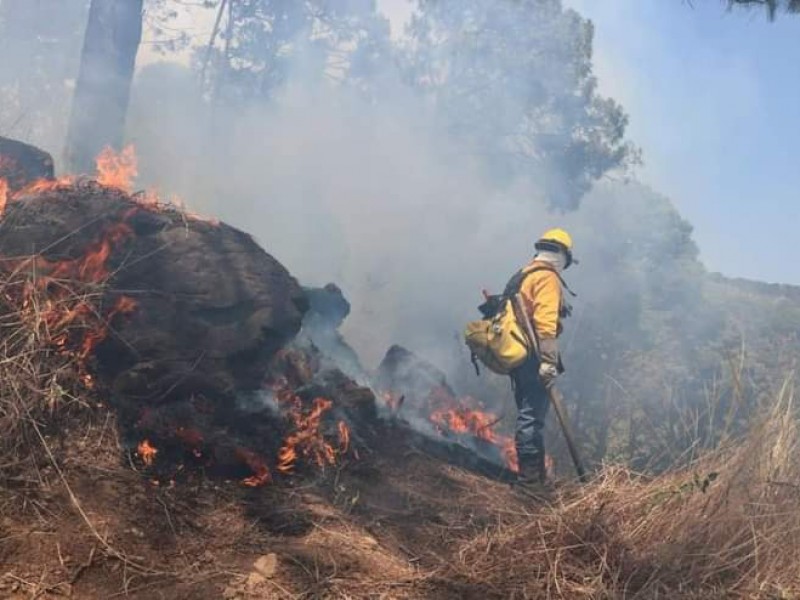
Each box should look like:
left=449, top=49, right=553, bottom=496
left=4, top=0, right=745, bottom=469
left=128, top=60, right=559, bottom=374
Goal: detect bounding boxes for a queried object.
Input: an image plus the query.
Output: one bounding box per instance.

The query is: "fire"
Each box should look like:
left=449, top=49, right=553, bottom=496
left=338, top=420, right=351, bottom=453
left=8, top=209, right=140, bottom=387
left=0, top=178, right=7, bottom=216
left=14, top=175, right=75, bottom=197
left=381, top=391, right=405, bottom=414
left=137, top=439, right=158, bottom=466
left=423, top=387, right=519, bottom=473
left=278, top=396, right=340, bottom=473
left=236, top=447, right=272, bottom=487
left=96, top=145, right=137, bottom=192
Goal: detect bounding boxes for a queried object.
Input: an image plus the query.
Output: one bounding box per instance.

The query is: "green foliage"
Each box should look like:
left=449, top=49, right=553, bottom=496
left=727, top=0, right=800, bottom=20
left=199, top=0, right=392, bottom=103
left=404, top=0, right=638, bottom=210
left=548, top=181, right=799, bottom=472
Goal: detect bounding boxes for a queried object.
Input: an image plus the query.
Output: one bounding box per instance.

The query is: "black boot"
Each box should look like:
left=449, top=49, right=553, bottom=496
left=514, top=455, right=551, bottom=500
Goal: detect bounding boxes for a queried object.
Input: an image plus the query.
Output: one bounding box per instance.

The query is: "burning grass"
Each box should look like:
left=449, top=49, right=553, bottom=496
left=0, top=266, right=117, bottom=490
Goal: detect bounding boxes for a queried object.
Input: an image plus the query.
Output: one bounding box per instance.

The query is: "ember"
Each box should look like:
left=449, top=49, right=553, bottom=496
left=338, top=420, right=351, bottom=453
left=237, top=447, right=272, bottom=487
left=137, top=439, right=158, bottom=466
left=0, top=178, right=7, bottom=216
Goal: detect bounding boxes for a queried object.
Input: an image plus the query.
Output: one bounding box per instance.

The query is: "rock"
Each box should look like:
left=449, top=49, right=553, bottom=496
left=245, top=572, right=266, bottom=588
left=252, top=553, right=278, bottom=578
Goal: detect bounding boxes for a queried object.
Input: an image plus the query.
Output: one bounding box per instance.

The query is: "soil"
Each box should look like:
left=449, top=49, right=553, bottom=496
left=0, top=410, right=541, bottom=599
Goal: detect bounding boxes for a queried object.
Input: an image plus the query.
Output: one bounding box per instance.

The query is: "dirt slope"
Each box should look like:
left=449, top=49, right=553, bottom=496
left=0, top=410, right=539, bottom=599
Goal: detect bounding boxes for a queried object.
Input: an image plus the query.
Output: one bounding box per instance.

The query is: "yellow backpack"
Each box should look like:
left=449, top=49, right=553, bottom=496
left=464, top=265, right=560, bottom=375
left=464, top=298, right=530, bottom=375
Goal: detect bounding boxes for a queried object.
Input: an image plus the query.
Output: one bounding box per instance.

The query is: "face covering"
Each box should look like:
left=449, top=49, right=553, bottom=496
left=534, top=250, right=567, bottom=272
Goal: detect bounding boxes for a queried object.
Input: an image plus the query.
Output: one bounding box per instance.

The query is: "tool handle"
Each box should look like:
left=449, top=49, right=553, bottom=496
left=547, top=385, right=588, bottom=483
left=512, top=294, right=588, bottom=483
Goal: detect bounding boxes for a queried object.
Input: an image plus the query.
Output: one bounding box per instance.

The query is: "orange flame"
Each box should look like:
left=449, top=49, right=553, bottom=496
left=338, top=420, right=351, bottom=454
left=277, top=396, right=338, bottom=474
left=426, top=387, right=519, bottom=473
left=14, top=175, right=75, bottom=197
left=381, top=391, right=405, bottom=414
left=0, top=178, right=7, bottom=217
left=137, top=439, right=158, bottom=466
left=236, top=447, right=271, bottom=487
left=96, top=145, right=137, bottom=192
left=10, top=213, right=140, bottom=387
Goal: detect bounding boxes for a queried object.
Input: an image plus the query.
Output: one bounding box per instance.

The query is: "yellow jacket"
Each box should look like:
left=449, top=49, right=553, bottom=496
left=518, top=260, right=562, bottom=341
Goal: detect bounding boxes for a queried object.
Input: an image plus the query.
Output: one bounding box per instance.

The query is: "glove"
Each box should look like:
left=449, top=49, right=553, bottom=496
left=538, top=338, right=560, bottom=365
left=538, top=362, right=559, bottom=386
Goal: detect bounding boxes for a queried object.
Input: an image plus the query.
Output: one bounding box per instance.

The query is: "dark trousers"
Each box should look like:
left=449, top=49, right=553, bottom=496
left=510, top=357, right=550, bottom=478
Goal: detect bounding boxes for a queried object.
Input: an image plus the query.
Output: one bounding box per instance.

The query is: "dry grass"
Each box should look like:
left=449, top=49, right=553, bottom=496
left=0, top=263, right=100, bottom=491
left=2, top=260, right=800, bottom=598
left=439, top=378, right=800, bottom=599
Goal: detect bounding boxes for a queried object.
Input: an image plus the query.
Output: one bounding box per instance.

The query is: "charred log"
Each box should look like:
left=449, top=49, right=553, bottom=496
left=375, top=344, right=456, bottom=417
left=300, top=283, right=366, bottom=381
left=0, top=182, right=308, bottom=404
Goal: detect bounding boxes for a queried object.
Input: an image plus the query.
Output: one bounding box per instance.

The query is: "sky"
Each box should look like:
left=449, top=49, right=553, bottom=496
left=376, top=0, right=800, bottom=286
left=141, top=0, right=800, bottom=286
left=557, top=0, right=800, bottom=285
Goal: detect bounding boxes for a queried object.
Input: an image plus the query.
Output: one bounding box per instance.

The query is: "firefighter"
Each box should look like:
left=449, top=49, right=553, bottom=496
left=511, top=228, right=575, bottom=487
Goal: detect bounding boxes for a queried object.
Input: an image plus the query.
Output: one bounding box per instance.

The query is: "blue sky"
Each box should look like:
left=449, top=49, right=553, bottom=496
left=564, top=0, right=800, bottom=285
left=378, top=0, right=800, bottom=285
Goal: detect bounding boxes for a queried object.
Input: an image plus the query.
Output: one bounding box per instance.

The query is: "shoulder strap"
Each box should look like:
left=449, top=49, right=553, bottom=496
left=504, top=265, right=577, bottom=298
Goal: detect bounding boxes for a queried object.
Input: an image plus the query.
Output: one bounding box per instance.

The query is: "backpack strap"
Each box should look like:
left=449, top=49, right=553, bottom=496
left=504, top=265, right=577, bottom=298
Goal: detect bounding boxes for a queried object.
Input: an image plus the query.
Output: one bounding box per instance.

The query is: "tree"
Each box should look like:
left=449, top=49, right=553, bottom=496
left=727, top=0, right=800, bottom=19
left=405, top=0, right=637, bottom=210
left=64, top=0, right=143, bottom=172
left=0, top=0, right=89, bottom=148
left=199, top=0, right=392, bottom=104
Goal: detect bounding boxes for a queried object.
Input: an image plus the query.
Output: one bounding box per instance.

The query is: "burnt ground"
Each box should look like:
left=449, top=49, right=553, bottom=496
left=0, top=409, right=547, bottom=600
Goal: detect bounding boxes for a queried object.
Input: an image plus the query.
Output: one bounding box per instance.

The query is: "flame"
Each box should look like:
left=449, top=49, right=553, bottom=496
left=338, top=420, right=351, bottom=454
left=76, top=294, right=138, bottom=362
left=277, top=396, right=339, bottom=474
left=96, top=145, right=137, bottom=192
left=9, top=212, right=139, bottom=387
left=14, top=175, right=75, bottom=197
left=381, top=391, right=405, bottom=414
left=0, top=178, right=7, bottom=217
left=236, top=447, right=271, bottom=487
left=137, top=439, right=158, bottom=466
left=422, top=387, right=519, bottom=473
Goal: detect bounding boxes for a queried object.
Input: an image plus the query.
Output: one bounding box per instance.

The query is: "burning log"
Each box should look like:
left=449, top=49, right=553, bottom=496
left=0, top=181, right=308, bottom=404
left=375, top=345, right=457, bottom=418
left=0, top=139, right=516, bottom=489
left=0, top=141, right=388, bottom=489
left=375, top=345, right=518, bottom=475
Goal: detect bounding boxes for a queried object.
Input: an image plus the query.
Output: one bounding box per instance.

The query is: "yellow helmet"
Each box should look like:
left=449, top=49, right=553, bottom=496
left=535, top=228, right=577, bottom=267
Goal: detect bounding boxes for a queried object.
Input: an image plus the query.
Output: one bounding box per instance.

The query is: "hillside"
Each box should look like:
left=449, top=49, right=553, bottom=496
left=1, top=143, right=799, bottom=599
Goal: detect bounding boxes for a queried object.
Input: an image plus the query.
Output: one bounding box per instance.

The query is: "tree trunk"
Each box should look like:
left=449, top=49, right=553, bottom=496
left=64, top=0, right=143, bottom=173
